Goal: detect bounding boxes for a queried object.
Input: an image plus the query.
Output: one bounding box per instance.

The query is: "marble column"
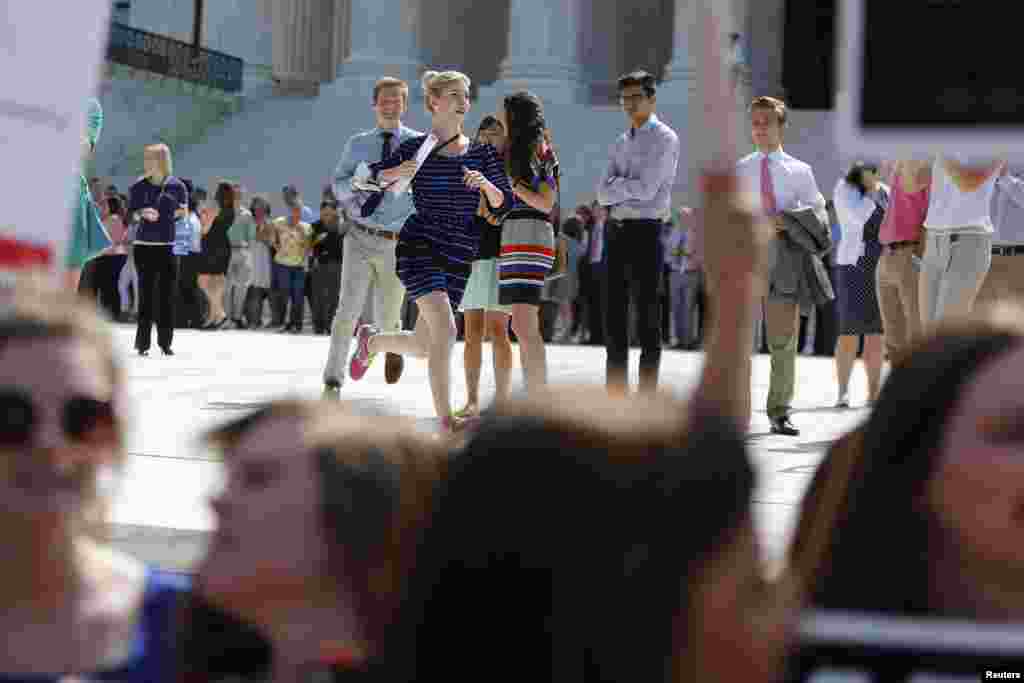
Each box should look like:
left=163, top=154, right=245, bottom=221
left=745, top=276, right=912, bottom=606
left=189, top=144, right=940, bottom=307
left=488, top=0, right=587, bottom=105
left=659, top=0, right=698, bottom=104
left=331, top=0, right=423, bottom=99
left=271, top=0, right=321, bottom=88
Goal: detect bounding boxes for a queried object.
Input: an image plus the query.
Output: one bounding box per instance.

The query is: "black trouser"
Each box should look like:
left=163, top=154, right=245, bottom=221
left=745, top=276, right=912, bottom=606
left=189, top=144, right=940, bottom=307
left=177, top=254, right=206, bottom=329
left=585, top=262, right=605, bottom=345
left=310, top=260, right=342, bottom=331
left=540, top=300, right=560, bottom=342
left=243, top=286, right=287, bottom=327
left=603, top=219, right=664, bottom=392
left=92, top=254, right=127, bottom=320
left=134, top=245, right=178, bottom=351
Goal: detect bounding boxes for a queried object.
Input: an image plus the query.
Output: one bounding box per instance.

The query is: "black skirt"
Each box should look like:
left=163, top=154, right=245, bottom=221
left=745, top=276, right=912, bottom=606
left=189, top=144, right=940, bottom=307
left=835, top=239, right=883, bottom=335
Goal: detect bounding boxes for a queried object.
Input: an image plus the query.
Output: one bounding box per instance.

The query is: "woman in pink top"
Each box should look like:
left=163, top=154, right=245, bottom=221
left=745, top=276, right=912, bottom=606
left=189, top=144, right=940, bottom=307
left=874, top=160, right=931, bottom=364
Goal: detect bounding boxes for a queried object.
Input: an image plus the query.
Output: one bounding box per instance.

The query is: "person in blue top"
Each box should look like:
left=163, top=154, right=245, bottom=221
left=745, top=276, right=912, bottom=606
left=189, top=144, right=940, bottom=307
left=0, top=280, right=188, bottom=682
left=347, top=70, right=512, bottom=433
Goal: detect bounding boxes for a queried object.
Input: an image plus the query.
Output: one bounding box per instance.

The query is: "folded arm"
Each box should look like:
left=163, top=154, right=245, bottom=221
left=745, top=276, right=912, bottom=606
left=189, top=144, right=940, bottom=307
left=597, top=139, right=678, bottom=206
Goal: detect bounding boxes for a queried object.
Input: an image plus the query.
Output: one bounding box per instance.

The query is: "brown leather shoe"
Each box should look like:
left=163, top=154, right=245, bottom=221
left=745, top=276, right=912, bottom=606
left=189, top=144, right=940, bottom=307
left=385, top=352, right=404, bottom=384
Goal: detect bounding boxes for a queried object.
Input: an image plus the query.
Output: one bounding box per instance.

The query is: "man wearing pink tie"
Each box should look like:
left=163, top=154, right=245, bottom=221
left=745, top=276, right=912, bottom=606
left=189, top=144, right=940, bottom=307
left=735, top=96, right=826, bottom=435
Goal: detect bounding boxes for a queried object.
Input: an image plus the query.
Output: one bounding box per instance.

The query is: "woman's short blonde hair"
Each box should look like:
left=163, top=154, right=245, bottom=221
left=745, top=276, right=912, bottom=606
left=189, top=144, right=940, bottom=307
left=143, top=143, right=174, bottom=177
left=421, top=70, right=471, bottom=113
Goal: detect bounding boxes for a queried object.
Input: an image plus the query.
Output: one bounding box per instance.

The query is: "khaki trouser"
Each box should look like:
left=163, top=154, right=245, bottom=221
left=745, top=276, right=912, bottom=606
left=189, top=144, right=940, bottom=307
left=976, top=253, right=1024, bottom=307
left=322, top=225, right=406, bottom=386
left=875, top=245, right=921, bottom=364
left=919, top=230, right=991, bottom=330
left=765, top=297, right=799, bottom=420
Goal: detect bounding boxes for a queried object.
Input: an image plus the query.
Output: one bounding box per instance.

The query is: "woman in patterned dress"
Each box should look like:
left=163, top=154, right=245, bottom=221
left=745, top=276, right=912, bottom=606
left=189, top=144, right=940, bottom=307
left=496, top=92, right=558, bottom=390
left=347, top=70, right=512, bottom=432
left=832, top=162, right=889, bottom=407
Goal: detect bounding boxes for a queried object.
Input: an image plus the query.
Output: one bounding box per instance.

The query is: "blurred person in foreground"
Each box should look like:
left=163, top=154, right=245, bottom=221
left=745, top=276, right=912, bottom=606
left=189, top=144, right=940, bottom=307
left=373, top=140, right=797, bottom=682
left=180, top=400, right=445, bottom=682
left=0, top=280, right=187, bottom=681
left=789, top=304, right=1024, bottom=627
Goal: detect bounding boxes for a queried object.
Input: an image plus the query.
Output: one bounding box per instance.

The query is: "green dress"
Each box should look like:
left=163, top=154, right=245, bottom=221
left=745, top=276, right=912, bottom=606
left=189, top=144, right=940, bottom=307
left=66, top=98, right=111, bottom=269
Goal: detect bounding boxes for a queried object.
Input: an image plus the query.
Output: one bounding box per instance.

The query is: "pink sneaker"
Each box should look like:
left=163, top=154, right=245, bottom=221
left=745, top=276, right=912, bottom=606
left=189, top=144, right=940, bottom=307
left=348, top=324, right=379, bottom=381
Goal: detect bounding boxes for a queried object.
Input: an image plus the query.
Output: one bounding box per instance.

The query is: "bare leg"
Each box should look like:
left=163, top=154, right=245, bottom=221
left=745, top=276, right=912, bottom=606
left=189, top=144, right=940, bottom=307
left=209, top=275, right=227, bottom=321
left=486, top=311, right=513, bottom=407
left=460, top=309, right=485, bottom=415
left=64, top=269, right=82, bottom=294
left=370, top=291, right=455, bottom=418
left=511, top=302, right=547, bottom=390
left=197, top=274, right=213, bottom=323
left=834, top=334, right=859, bottom=403
left=862, top=334, right=885, bottom=402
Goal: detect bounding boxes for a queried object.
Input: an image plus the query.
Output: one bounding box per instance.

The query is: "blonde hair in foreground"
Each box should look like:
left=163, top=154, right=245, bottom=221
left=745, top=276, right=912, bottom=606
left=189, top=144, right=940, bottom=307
left=0, top=279, right=125, bottom=537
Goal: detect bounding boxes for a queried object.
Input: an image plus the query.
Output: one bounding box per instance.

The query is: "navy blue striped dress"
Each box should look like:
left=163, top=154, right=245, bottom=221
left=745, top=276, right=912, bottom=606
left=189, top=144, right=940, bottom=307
left=372, top=136, right=512, bottom=309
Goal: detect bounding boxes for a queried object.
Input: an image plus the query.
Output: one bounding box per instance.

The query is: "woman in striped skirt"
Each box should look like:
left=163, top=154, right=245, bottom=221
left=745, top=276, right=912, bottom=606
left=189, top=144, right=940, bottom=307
left=348, top=70, right=512, bottom=432
left=496, top=92, right=558, bottom=389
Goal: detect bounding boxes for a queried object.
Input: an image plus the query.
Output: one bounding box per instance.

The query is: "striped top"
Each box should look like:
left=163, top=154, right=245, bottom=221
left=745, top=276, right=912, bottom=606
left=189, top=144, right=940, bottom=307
left=372, top=136, right=512, bottom=227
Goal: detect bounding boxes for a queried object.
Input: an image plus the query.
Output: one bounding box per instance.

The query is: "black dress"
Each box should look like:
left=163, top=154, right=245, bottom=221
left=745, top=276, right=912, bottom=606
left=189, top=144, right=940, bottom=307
left=199, top=209, right=234, bottom=275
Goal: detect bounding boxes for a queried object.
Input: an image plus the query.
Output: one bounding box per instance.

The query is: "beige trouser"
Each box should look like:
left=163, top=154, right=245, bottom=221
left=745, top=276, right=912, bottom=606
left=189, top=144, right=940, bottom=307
left=875, top=245, right=921, bottom=363
left=322, top=225, right=406, bottom=386
left=976, top=253, right=1024, bottom=307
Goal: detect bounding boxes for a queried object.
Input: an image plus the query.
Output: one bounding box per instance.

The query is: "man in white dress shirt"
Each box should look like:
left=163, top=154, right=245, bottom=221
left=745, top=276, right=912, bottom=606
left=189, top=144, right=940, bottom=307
left=735, top=96, right=826, bottom=436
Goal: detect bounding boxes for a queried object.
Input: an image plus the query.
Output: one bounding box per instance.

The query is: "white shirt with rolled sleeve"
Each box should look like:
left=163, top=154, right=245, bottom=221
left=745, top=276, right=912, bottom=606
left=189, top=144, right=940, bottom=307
left=736, top=149, right=825, bottom=216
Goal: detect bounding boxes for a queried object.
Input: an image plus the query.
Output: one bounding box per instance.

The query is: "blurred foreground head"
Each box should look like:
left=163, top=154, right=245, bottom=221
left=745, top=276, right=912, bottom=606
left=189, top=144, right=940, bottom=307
left=380, top=388, right=793, bottom=682
left=183, top=400, right=446, bottom=677
left=0, top=279, right=123, bottom=540
left=800, top=304, right=1024, bottom=620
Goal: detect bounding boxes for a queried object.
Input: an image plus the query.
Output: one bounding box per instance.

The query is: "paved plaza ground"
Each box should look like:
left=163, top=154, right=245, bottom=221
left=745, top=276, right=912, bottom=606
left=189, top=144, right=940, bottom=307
left=107, top=324, right=871, bottom=574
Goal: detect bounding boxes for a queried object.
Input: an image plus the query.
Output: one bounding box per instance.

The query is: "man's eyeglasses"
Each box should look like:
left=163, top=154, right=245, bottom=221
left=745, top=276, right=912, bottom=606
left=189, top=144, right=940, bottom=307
left=0, top=390, right=115, bottom=448
left=619, top=94, right=648, bottom=104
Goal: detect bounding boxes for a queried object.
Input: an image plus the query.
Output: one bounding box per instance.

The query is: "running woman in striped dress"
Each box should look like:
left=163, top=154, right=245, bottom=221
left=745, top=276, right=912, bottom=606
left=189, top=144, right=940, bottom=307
left=348, top=71, right=512, bottom=432
left=496, top=92, right=558, bottom=389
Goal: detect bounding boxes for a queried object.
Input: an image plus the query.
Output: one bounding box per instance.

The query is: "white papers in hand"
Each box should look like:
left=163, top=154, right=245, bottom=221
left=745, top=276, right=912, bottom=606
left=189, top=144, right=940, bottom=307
left=351, top=162, right=383, bottom=192
left=389, top=133, right=439, bottom=195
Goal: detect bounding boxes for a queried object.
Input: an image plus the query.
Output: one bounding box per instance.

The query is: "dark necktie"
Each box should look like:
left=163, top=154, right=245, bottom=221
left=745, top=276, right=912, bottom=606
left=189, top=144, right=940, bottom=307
left=361, top=131, right=395, bottom=219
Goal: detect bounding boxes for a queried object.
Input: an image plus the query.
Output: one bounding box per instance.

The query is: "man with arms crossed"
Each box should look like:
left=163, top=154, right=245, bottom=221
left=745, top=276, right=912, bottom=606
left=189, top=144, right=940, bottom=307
left=323, top=77, right=422, bottom=393
left=736, top=96, right=826, bottom=436
left=596, top=70, right=680, bottom=396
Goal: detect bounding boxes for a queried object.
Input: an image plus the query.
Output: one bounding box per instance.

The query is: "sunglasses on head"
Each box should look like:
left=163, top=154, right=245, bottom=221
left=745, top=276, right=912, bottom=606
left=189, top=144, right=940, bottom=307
left=0, top=389, right=115, bottom=448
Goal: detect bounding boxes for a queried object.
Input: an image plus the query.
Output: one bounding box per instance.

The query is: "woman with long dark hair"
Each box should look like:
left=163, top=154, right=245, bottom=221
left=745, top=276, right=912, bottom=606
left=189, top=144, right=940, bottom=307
left=832, top=162, right=888, bottom=406
left=197, top=182, right=236, bottom=330
left=495, top=91, right=558, bottom=390
left=454, top=115, right=513, bottom=418
left=374, top=167, right=793, bottom=683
